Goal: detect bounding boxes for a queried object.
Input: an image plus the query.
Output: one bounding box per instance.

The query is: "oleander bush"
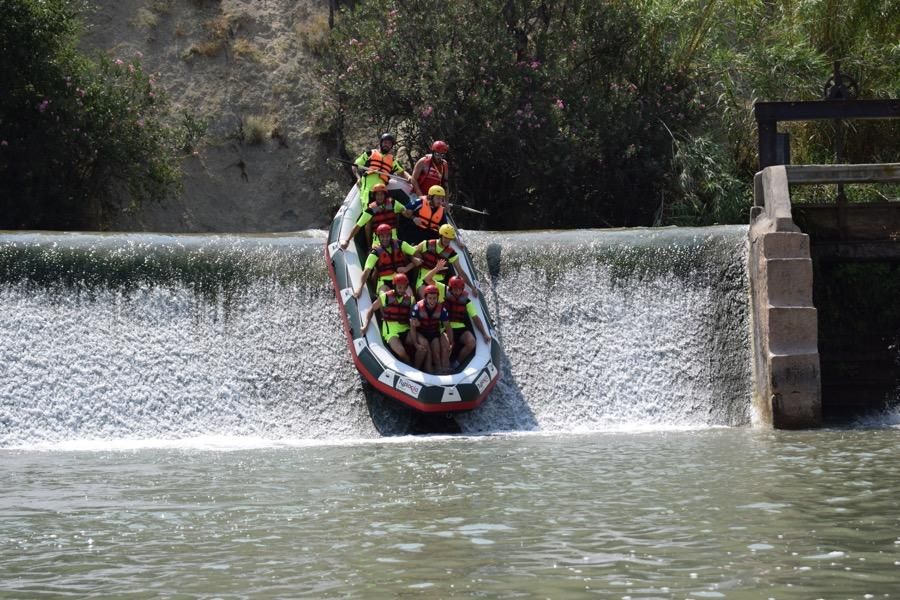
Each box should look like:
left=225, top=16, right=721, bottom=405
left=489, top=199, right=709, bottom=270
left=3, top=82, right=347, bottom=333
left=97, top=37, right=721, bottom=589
left=313, top=0, right=899, bottom=228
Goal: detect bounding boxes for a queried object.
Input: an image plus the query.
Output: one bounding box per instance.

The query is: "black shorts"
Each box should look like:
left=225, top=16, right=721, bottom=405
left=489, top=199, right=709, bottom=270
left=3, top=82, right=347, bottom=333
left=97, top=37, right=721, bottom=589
left=419, top=330, right=443, bottom=342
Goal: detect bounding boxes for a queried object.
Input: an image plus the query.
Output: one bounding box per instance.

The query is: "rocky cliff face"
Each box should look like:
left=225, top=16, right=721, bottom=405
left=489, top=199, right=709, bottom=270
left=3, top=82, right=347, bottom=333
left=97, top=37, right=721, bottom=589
left=81, top=0, right=337, bottom=233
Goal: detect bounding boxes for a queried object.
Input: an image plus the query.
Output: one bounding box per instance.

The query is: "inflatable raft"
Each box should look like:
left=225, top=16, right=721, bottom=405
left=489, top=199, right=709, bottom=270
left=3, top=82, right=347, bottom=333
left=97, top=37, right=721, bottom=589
left=325, top=183, right=501, bottom=412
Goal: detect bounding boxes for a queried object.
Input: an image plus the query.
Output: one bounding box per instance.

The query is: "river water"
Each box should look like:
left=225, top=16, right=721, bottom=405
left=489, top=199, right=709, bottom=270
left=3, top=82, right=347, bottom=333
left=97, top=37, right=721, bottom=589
left=2, top=227, right=897, bottom=597
left=3, top=428, right=900, bottom=598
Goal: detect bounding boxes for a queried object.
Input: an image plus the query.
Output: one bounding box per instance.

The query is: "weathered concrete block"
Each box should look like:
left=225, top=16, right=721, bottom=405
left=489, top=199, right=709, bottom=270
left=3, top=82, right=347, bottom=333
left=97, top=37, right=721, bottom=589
left=767, top=306, right=818, bottom=354
left=769, top=352, right=822, bottom=429
left=765, top=258, right=813, bottom=306
left=762, top=232, right=810, bottom=259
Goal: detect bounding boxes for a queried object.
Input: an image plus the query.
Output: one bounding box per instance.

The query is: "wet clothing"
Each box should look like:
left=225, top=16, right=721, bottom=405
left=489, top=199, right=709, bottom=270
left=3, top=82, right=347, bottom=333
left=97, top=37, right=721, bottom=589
left=414, top=239, right=458, bottom=289
left=364, top=240, right=418, bottom=287
left=411, top=299, right=448, bottom=340
left=378, top=289, right=414, bottom=342
left=404, top=196, right=447, bottom=244
left=354, top=149, right=406, bottom=206
left=415, top=155, right=448, bottom=195
left=434, top=281, right=477, bottom=329
left=354, top=197, right=405, bottom=242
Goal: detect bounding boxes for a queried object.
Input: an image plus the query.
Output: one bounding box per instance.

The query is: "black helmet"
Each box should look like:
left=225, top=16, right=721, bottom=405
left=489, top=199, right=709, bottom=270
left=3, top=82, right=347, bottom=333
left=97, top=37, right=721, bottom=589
left=380, top=132, right=396, bottom=144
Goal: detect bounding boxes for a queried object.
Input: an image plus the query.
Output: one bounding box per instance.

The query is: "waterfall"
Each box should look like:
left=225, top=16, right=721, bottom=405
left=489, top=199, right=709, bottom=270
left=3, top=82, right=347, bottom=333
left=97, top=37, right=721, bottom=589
left=0, top=226, right=752, bottom=447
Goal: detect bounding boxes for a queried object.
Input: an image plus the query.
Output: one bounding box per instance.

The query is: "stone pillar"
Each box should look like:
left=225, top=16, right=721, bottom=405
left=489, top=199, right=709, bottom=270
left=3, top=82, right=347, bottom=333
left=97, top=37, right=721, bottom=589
left=749, top=167, right=822, bottom=428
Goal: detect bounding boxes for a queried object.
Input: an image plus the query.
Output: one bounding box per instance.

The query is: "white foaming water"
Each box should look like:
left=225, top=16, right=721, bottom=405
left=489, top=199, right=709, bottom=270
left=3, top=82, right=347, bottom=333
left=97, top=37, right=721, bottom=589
left=1, top=227, right=753, bottom=449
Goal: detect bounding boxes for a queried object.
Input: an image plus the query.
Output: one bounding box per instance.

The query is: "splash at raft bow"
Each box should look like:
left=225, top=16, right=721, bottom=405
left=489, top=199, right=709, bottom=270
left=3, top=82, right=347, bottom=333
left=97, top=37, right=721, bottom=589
left=325, top=179, right=501, bottom=413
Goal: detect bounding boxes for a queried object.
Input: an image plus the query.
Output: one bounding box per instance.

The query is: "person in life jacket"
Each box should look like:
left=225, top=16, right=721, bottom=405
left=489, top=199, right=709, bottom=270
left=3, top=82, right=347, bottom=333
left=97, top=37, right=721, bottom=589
left=410, top=284, right=450, bottom=374
left=353, top=223, right=421, bottom=299
left=412, top=223, right=477, bottom=298
left=352, top=132, right=412, bottom=208
left=361, top=272, right=426, bottom=367
left=339, top=183, right=405, bottom=251
left=402, top=184, right=449, bottom=245
left=422, top=259, right=490, bottom=367
left=411, top=140, right=449, bottom=198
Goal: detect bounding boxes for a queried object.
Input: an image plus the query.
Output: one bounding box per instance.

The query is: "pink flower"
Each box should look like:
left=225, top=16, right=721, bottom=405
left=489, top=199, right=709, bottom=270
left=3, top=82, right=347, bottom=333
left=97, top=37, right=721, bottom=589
left=0, top=140, right=8, bottom=147
left=37, top=99, right=50, bottom=113
left=554, top=98, right=565, bottom=109
left=128, top=64, right=135, bottom=73
left=421, top=105, right=433, bottom=118
left=349, top=38, right=360, bottom=46
left=115, top=58, right=124, bottom=66
left=530, top=60, right=540, bottom=69
left=136, top=118, right=145, bottom=128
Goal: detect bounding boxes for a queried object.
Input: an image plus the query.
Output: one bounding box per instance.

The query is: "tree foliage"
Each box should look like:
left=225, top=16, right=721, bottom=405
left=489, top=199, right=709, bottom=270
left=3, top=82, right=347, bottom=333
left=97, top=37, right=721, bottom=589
left=313, top=0, right=899, bottom=228
left=314, top=0, right=702, bottom=229
left=0, top=0, right=198, bottom=229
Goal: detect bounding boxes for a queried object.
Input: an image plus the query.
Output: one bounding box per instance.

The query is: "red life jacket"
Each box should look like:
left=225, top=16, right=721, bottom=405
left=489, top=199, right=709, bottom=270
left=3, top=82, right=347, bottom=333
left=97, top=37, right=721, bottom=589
left=413, top=198, right=444, bottom=232
left=373, top=240, right=408, bottom=278
left=416, top=155, right=448, bottom=194
left=381, top=290, right=412, bottom=324
left=413, top=299, right=444, bottom=335
left=445, top=291, right=470, bottom=323
left=369, top=197, right=399, bottom=230
left=419, top=239, right=456, bottom=270
left=366, top=150, right=394, bottom=183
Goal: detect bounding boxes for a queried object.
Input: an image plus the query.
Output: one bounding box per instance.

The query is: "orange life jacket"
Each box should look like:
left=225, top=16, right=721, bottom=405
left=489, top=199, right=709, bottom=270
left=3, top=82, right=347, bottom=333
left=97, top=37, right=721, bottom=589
left=416, top=155, right=448, bottom=194
left=419, top=239, right=456, bottom=270
left=373, top=240, right=408, bottom=278
left=414, top=198, right=444, bottom=232
left=381, top=290, right=412, bottom=323
left=366, top=150, right=394, bottom=183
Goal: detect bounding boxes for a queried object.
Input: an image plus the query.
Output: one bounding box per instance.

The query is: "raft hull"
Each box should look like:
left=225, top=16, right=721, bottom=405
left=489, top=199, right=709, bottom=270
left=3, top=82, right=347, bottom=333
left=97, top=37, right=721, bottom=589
left=325, top=184, right=501, bottom=413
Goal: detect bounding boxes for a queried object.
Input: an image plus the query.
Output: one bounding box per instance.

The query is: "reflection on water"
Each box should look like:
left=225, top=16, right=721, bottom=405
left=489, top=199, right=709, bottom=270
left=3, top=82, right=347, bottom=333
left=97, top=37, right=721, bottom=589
left=3, top=428, right=900, bottom=598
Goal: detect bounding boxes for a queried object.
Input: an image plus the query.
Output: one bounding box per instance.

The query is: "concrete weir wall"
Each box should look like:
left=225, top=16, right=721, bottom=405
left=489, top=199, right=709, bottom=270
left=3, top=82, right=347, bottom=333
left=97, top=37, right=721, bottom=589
left=749, top=166, right=822, bottom=428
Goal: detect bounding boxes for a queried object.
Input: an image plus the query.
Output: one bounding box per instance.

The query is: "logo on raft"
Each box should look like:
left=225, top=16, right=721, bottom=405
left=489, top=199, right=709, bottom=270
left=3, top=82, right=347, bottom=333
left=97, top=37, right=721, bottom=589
left=475, top=371, right=490, bottom=393
left=396, top=377, right=423, bottom=398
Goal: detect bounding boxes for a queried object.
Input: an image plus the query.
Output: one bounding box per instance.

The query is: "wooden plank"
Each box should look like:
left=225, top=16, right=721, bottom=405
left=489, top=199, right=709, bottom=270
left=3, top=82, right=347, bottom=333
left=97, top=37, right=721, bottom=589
left=786, top=163, right=900, bottom=185
left=755, top=100, right=900, bottom=122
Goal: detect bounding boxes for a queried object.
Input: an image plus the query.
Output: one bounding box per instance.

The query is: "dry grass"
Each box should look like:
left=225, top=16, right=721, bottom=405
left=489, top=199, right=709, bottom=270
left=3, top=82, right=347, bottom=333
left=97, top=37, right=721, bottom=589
left=185, top=15, right=231, bottom=58
left=242, top=115, right=277, bottom=145
left=232, top=38, right=262, bottom=62
left=294, top=11, right=330, bottom=56
left=132, top=8, right=160, bottom=29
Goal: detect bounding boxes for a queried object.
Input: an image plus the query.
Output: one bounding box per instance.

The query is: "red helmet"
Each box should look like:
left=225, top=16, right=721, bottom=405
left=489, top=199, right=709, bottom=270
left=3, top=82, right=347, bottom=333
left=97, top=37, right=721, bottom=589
left=376, top=223, right=392, bottom=236
left=423, top=284, right=439, bottom=297
left=448, top=276, right=465, bottom=291
left=431, top=140, right=449, bottom=153
left=392, top=273, right=409, bottom=286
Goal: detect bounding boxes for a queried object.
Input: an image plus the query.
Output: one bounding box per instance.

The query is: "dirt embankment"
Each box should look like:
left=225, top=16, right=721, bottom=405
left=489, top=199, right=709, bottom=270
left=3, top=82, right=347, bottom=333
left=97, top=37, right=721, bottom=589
left=81, top=0, right=340, bottom=233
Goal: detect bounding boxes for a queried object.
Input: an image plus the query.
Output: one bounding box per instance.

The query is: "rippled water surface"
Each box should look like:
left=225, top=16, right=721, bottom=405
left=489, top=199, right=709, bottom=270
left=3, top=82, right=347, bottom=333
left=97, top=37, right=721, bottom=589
left=3, top=428, right=900, bottom=598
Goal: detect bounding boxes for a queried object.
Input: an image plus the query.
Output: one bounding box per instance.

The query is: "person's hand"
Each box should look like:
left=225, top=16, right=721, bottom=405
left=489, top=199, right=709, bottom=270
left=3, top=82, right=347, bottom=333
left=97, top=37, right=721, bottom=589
left=469, top=286, right=479, bottom=298
left=353, top=286, right=362, bottom=299
left=435, top=258, right=448, bottom=272
left=339, top=239, right=349, bottom=251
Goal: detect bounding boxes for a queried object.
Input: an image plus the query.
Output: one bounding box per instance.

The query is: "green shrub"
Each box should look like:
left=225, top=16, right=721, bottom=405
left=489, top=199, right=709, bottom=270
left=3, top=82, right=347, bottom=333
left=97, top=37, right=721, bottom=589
left=0, top=0, right=200, bottom=229
left=312, top=0, right=701, bottom=229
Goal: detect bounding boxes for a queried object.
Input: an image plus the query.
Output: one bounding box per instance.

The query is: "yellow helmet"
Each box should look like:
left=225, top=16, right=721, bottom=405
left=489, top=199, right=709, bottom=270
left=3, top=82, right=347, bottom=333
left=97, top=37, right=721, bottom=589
left=438, top=224, right=456, bottom=239
left=371, top=183, right=387, bottom=193
left=428, top=185, right=446, bottom=197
